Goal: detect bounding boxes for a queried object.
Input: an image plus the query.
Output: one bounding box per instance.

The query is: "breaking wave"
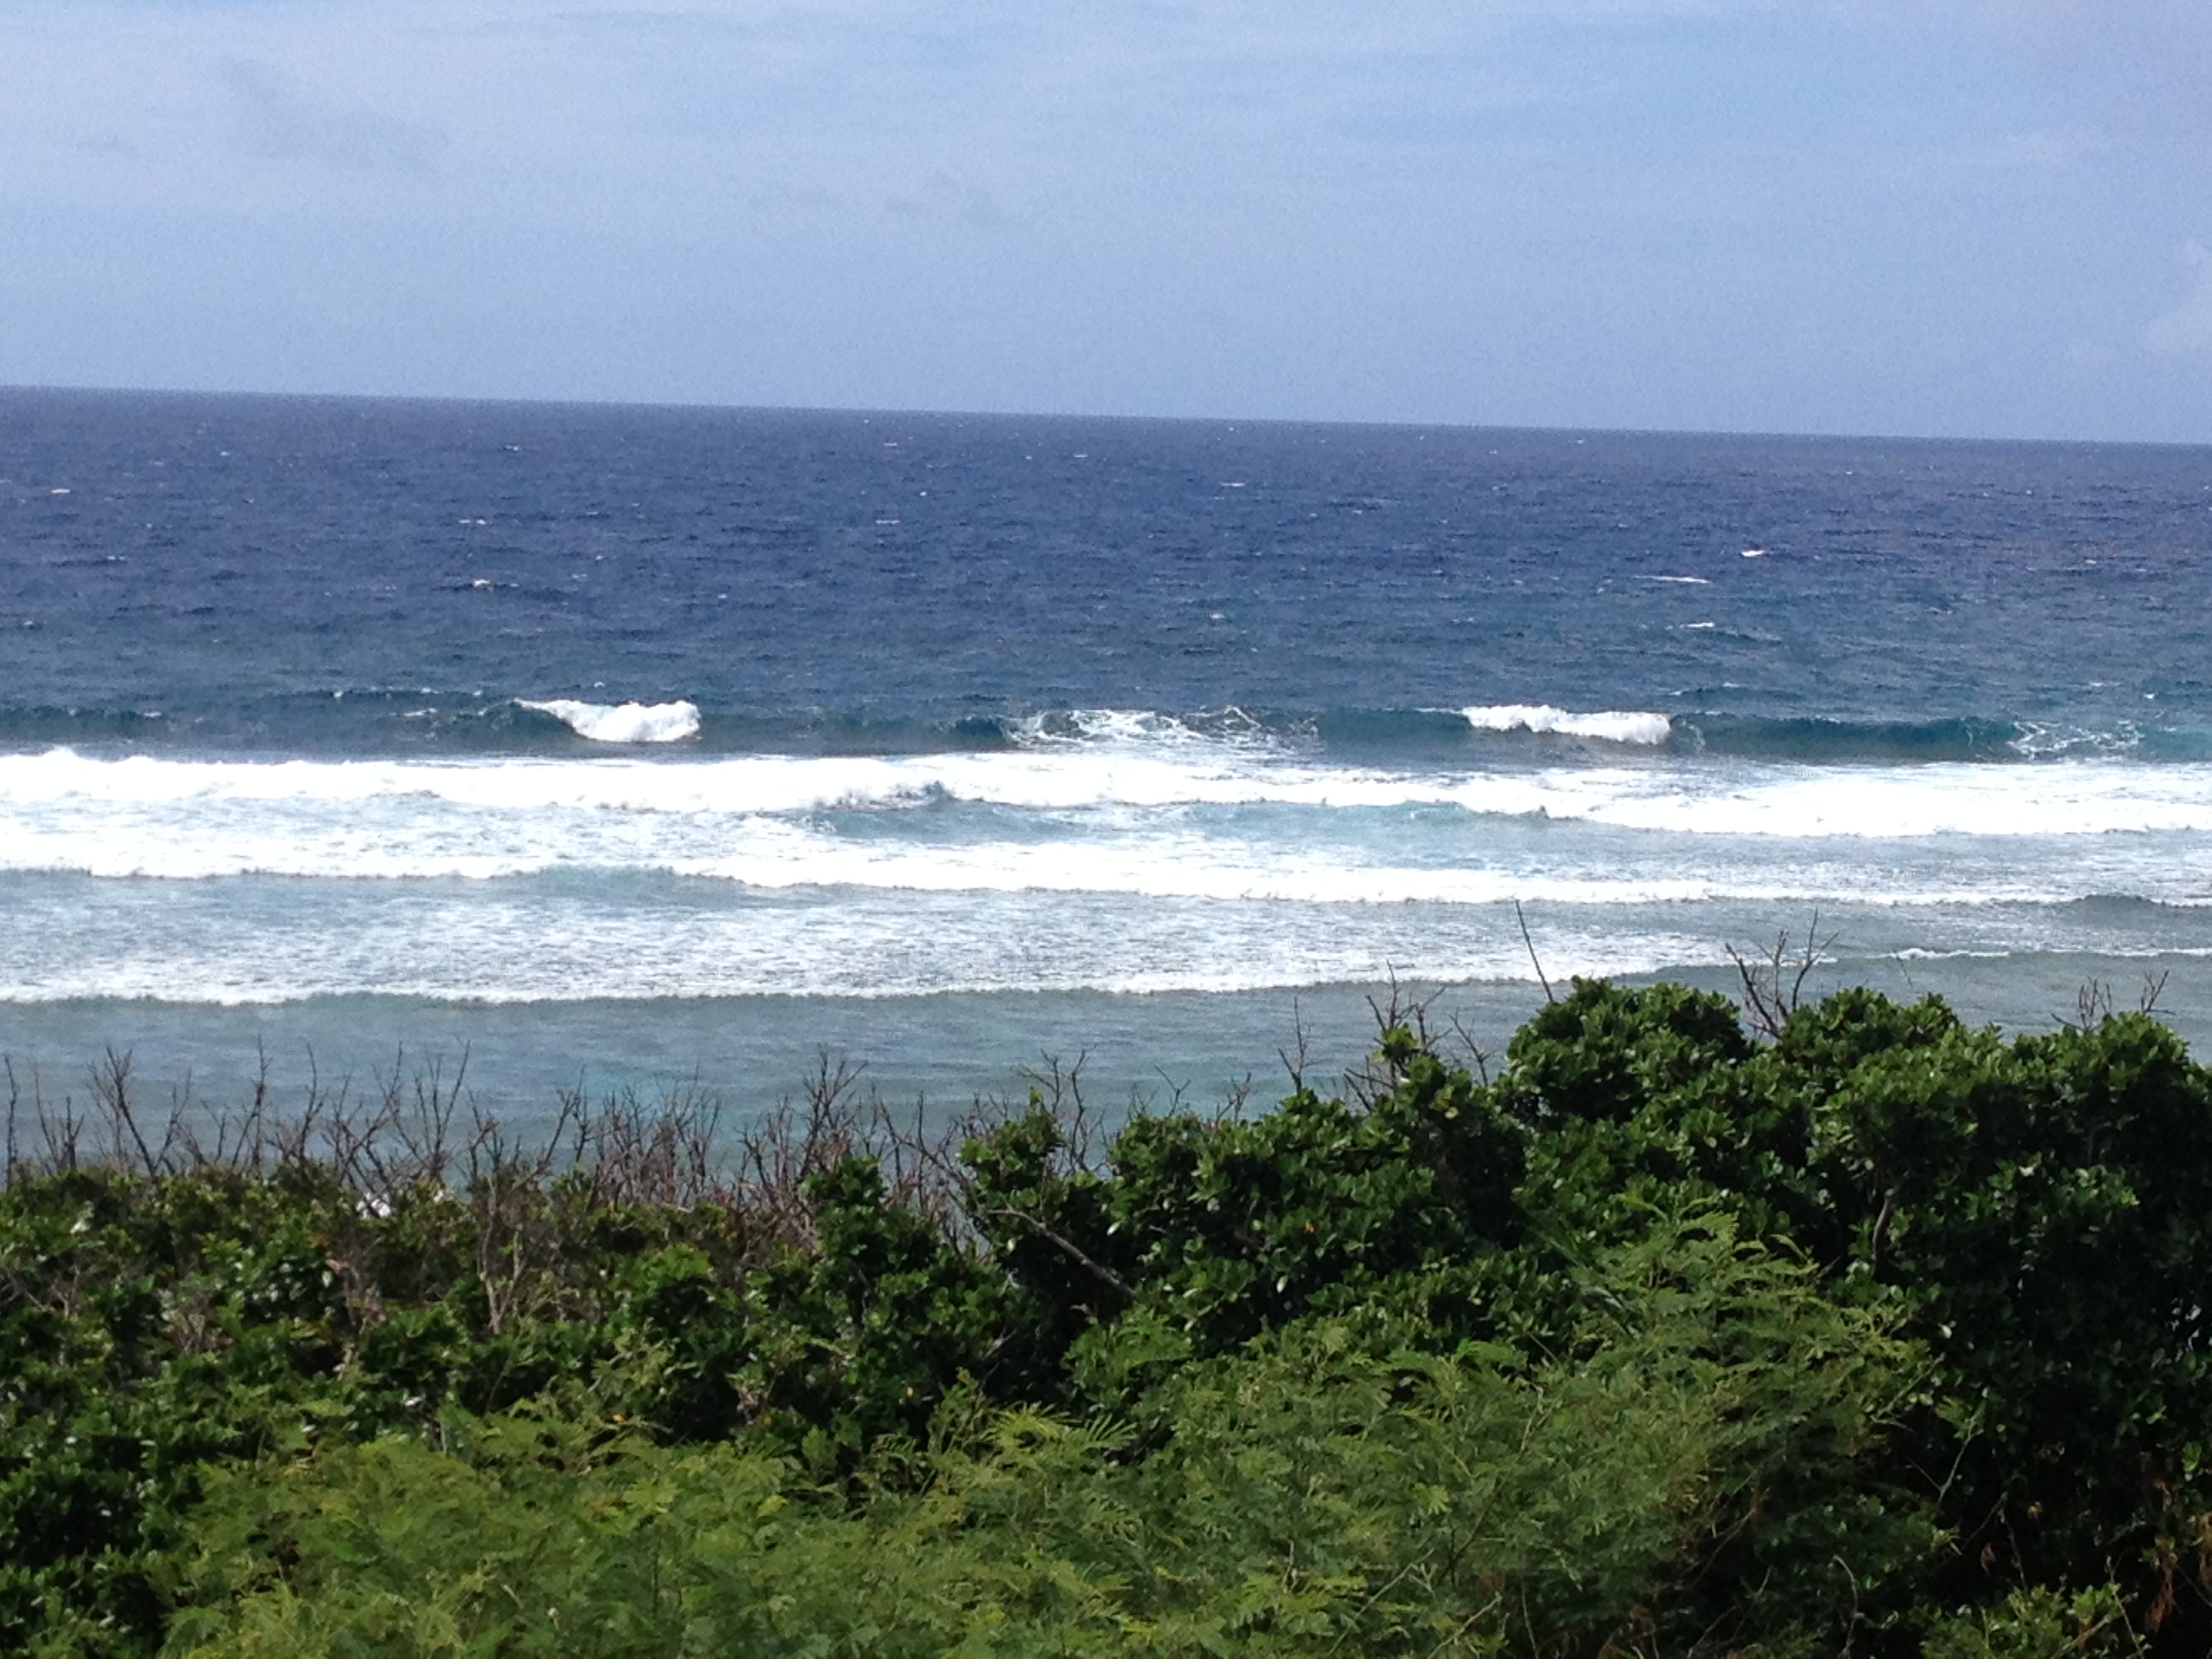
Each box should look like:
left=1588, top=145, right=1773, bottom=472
left=4, top=695, right=2211, bottom=769
left=1460, top=705, right=1674, bottom=745
left=516, top=699, right=701, bottom=743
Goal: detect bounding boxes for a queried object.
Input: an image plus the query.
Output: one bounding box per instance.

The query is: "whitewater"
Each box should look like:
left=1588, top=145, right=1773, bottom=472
left=4, top=391, right=2211, bottom=1107
left=6, top=735, right=2212, bottom=886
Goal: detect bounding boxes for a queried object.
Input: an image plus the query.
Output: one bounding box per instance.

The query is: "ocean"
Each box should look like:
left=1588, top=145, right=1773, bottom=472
left=3, top=387, right=2210, bottom=1123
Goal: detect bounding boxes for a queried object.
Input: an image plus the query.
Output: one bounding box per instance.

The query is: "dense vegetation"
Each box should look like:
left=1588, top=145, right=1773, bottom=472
left=4, top=978, right=2210, bottom=1655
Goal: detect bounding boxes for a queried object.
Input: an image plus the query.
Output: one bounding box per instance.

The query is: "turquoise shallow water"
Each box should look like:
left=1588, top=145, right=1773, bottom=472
left=4, top=949, right=2207, bottom=1139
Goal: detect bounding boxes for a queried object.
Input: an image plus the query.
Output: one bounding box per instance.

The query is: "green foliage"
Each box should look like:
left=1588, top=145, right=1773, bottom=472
left=1808, top=1009, right=2212, bottom=1607
left=159, top=1213, right=1926, bottom=1657
left=7, top=982, right=2212, bottom=1652
left=1493, top=981, right=2212, bottom=1645
left=966, top=1033, right=1525, bottom=1373
left=1921, top=1586, right=2146, bottom=1659
left=1502, top=979, right=1820, bottom=1248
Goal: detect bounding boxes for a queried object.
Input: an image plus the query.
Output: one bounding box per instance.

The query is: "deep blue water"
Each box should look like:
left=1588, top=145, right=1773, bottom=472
left=3, top=387, right=2211, bottom=1115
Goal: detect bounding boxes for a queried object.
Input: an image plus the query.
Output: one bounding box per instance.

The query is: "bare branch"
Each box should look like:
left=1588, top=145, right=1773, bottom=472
left=1515, top=901, right=1555, bottom=1004
left=3, top=1057, right=20, bottom=1188
left=970, top=1202, right=1133, bottom=1297
left=1279, top=996, right=1312, bottom=1093
left=1443, top=1010, right=1493, bottom=1087
left=1730, top=912, right=1836, bottom=1040
left=2140, top=970, right=2170, bottom=1015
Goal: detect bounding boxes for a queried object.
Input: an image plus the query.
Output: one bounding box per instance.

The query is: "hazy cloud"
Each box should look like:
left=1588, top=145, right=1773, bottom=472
left=3, top=0, right=2209, bottom=435
left=219, top=58, right=448, bottom=175
left=883, top=172, right=1001, bottom=228
left=1989, top=127, right=2104, bottom=169
left=2144, top=242, right=2212, bottom=357
left=746, top=181, right=846, bottom=215
left=1900, top=0, right=2212, bottom=144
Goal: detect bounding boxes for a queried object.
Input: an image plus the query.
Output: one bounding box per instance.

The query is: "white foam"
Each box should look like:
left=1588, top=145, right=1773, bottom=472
left=519, top=698, right=701, bottom=743
left=1002, top=706, right=1273, bottom=752
left=13, top=747, right=2212, bottom=845
left=0, top=806, right=2144, bottom=905
left=1461, top=705, right=1673, bottom=745
left=1572, top=762, right=2212, bottom=840
left=10, top=741, right=2212, bottom=1005
left=0, top=746, right=1392, bottom=817
left=2009, top=721, right=2140, bottom=758
left=0, top=881, right=1716, bottom=1003
left=1887, top=948, right=2013, bottom=961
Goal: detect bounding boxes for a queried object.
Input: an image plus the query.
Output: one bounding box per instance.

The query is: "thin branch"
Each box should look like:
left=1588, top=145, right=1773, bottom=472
left=970, top=1204, right=1133, bottom=1298
left=1514, top=901, right=1553, bottom=1004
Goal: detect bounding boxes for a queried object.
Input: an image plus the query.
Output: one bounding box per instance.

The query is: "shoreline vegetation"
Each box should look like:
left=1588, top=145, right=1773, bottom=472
left=4, top=972, right=2210, bottom=1655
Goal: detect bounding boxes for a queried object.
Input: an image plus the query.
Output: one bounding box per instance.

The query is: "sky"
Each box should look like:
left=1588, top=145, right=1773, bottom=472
left=2, top=0, right=2210, bottom=441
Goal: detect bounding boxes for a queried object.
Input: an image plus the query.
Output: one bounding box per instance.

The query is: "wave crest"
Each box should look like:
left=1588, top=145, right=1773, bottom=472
left=1001, top=706, right=1279, bottom=751
left=1460, top=705, right=1673, bottom=745
left=518, top=699, right=701, bottom=743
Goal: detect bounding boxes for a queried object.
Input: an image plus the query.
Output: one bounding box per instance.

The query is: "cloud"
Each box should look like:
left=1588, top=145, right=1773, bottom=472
left=2144, top=241, right=2212, bottom=357
left=218, top=58, right=448, bottom=175
left=1893, top=0, right=2212, bottom=144
left=883, top=171, right=1001, bottom=228
left=1988, top=127, right=2103, bottom=169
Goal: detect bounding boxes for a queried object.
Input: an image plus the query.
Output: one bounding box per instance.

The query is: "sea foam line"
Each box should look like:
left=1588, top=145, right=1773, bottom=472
left=0, top=906, right=1717, bottom=1005
left=9, top=747, right=2212, bottom=840
left=0, top=805, right=2202, bottom=908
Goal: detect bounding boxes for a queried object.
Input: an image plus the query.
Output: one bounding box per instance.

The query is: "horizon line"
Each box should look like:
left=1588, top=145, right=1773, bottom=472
left=5, top=377, right=2207, bottom=455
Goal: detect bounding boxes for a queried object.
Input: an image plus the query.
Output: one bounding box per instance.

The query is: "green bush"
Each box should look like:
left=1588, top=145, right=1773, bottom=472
left=159, top=1212, right=1925, bottom=1658
left=3, top=981, right=2209, bottom=1653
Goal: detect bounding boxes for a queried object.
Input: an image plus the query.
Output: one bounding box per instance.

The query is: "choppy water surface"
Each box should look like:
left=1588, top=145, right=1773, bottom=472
left=3, top=390, right=2209, bottom=1114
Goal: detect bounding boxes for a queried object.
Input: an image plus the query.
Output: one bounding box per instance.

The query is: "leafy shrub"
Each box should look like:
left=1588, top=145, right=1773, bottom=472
left=160, top=1213, right=1927, bottom=1658
left=5, top=983, right=2212, bottom=1652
